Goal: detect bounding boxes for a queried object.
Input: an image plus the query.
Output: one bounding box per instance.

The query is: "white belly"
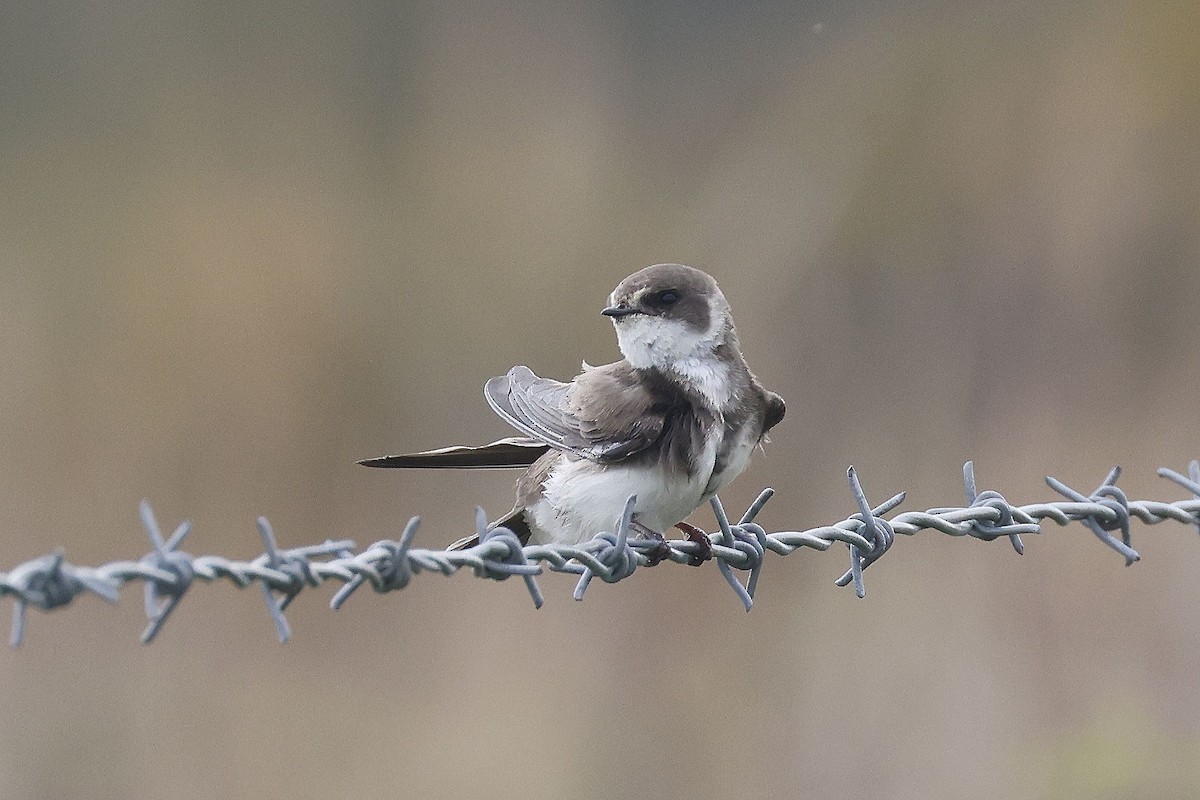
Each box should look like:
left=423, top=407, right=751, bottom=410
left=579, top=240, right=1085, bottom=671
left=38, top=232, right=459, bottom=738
left=527, top=435, right=723, bottom=546
left=702, top=422, right=759, bottom=499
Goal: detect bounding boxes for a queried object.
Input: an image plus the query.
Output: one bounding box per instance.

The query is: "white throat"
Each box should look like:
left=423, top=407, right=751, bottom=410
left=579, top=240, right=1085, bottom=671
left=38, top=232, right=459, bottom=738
left=669, top=354, right=736, bottom=409
left=613, top=311, right=737, bottom=409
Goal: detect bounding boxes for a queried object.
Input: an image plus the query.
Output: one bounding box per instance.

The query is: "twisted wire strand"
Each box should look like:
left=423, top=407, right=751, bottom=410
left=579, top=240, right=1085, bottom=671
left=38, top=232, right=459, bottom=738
left=1, top=460, right=1198, bottom=646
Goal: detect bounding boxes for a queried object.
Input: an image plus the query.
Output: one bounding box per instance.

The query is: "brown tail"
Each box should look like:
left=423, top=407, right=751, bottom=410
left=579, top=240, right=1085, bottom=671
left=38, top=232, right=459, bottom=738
left=358, top=437, right=549, bottom=469
left=447, top=508, right=532, bottom=550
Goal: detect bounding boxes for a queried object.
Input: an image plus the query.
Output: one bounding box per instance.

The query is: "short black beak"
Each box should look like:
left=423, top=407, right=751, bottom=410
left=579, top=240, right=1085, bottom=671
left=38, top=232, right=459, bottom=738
left=602, top=304, right=639, bottom=318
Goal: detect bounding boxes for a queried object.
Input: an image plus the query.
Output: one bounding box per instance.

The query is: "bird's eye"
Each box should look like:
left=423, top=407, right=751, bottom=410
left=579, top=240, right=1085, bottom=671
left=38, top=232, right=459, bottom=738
left=655, top=290, right=680, bottom=306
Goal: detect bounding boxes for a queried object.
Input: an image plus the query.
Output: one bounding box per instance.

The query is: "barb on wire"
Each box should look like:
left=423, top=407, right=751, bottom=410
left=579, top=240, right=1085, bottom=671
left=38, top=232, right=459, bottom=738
left=0, top=460, right=1197, bottom=646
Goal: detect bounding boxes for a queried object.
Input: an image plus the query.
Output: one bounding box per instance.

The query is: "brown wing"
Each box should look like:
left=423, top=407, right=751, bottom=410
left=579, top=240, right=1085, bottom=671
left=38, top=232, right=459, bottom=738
left=484, top=363, right=669, bottom=463
left=762, top=389, right=786, bottom=435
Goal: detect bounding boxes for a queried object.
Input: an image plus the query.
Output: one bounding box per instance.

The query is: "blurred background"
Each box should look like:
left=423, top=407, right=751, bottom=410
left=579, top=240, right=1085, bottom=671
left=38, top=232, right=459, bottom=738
left=1, top=0, right=1198, bottom=797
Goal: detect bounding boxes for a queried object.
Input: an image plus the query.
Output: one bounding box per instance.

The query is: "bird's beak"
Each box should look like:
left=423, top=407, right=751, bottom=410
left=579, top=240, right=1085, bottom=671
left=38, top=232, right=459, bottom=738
left=601, top=303, right=639, bottom=318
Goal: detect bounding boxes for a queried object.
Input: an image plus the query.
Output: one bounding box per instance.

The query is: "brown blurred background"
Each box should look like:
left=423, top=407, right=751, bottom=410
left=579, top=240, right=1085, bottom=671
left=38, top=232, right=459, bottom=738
left=1, top=0, right=1198, bottom=797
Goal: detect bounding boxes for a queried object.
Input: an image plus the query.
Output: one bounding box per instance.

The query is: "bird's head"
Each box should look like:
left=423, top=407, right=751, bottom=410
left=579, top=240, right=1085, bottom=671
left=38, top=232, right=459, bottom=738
left=602, top=264, right=733, bottom=370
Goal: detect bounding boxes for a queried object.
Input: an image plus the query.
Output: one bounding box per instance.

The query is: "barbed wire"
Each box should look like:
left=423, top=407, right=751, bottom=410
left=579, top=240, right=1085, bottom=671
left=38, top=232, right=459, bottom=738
left=1, top=460, right=1198, bottom=646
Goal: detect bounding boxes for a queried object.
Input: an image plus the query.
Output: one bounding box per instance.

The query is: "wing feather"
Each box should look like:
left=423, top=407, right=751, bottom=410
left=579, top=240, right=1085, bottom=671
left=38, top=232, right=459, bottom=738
left=485, top=364, right=670, bottom=463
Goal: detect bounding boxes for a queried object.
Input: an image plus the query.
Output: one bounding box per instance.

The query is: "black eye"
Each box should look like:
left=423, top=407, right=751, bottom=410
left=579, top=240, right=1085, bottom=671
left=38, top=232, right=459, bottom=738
left=655, top=290, right=680, bottom=306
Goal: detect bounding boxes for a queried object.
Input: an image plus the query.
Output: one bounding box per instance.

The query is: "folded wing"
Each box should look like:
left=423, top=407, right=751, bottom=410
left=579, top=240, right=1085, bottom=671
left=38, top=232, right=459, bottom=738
left=485, top=364, right=669, bottom=463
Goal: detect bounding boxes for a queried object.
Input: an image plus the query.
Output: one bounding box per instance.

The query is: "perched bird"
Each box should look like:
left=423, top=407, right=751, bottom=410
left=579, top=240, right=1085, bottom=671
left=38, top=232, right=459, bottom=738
left=360, top=264, right=785, bottom=559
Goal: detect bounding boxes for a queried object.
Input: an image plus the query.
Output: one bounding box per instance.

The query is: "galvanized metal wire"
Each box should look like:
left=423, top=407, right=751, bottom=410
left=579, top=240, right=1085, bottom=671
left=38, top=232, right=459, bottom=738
left=2, top=460, right=1198, bottom=646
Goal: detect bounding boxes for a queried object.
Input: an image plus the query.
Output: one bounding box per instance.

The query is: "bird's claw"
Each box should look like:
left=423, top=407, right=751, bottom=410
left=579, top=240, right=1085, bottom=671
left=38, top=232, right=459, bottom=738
left=631, top=521, right=673, bottom=566
left=674, top=521, right=713, bottom=566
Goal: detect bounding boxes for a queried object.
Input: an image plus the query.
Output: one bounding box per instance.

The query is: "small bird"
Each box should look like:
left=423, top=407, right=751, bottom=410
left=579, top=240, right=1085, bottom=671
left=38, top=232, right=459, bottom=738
left=360, top=264, right=785, bottom=558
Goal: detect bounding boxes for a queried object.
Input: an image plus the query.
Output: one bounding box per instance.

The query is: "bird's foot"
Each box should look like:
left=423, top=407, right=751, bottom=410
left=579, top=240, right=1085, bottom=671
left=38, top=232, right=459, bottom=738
left=631, top=521, right=673, bottom=566
left=674, top=522, right=713, bottom=566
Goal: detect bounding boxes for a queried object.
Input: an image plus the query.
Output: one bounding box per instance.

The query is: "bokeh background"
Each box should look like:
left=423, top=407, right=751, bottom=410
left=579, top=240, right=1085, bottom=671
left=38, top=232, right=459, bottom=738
left=1, top=1, right=1198, bottom=797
